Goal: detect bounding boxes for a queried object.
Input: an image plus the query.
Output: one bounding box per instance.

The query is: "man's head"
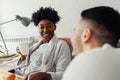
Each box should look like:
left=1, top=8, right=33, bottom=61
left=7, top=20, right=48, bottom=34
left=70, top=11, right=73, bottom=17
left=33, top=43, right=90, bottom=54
left=32, top=7, right=60, bottom=42
left=71, top=6, right=120, bottom=56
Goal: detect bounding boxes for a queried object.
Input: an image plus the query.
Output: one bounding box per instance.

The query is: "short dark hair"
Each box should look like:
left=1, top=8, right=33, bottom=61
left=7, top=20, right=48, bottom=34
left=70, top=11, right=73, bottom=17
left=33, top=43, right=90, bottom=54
left=32, top=7, right=60, bottom=26
left=81, top=6, right=120, bottom=47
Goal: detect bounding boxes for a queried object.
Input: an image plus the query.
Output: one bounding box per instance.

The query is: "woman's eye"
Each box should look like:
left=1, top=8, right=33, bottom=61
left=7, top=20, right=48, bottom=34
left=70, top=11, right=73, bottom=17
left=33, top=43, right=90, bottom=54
left=39, top=26, right=44, bottom=29
left=46, top=25, right=51, bottom=28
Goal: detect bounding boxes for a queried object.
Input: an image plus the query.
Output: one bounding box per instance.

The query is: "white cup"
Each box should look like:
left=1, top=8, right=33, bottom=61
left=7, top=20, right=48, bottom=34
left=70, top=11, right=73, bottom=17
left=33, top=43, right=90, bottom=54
left=18, top=42, right=29, bottom=55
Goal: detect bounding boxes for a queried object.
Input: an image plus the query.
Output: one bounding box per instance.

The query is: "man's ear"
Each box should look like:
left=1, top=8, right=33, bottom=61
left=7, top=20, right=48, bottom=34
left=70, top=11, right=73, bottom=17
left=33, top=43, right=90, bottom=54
left=82, top=28, right=92, bottom=43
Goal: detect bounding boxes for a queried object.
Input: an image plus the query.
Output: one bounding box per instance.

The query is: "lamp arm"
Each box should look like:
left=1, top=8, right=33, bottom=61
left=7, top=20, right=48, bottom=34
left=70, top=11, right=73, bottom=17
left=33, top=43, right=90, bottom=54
left=0, top=19, right=16, bottom=56
left=0, top=31, right=8, bottom=55
left=0, top=19, right=16, bottom=25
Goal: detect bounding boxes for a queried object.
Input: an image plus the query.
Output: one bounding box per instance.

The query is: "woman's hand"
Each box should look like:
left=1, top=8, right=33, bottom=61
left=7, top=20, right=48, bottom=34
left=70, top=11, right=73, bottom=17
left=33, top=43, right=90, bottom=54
left=16, top=46, right=26, bottom=61
left=16, top=46, right=22, bottom=55
left=25, top=72, right=51, bottom=80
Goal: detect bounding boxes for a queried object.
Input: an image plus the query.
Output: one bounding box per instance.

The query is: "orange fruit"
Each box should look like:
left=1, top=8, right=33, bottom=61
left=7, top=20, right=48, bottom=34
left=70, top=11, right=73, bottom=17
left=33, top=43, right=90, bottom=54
left=6, top=73, right=16, bottom=80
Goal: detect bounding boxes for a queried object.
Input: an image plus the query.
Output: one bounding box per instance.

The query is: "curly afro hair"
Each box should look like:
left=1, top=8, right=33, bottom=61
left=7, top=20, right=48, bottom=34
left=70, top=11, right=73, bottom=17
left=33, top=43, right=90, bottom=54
left=32, top=7, right=60, bottom=26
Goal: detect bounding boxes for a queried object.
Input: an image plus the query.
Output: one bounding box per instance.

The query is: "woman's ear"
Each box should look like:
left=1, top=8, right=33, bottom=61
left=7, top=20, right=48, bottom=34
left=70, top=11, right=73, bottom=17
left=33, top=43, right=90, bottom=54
left=82, top=28, right=92, bottom=43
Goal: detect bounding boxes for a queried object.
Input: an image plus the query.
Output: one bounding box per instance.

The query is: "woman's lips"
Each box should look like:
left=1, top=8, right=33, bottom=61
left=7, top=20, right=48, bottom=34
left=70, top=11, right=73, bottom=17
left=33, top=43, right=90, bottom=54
left=43, top=33, right=50, bottom=37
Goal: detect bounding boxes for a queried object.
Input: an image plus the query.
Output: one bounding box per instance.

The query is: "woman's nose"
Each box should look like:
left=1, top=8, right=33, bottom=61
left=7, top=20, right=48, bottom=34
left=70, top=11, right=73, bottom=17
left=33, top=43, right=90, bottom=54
left=43, top=27, right=48, bottom=32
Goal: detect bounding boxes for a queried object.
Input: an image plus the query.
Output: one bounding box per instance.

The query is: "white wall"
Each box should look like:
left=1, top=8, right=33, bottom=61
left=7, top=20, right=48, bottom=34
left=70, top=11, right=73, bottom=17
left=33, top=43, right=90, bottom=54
left=0, top=0, right=120, bottom=53
left=0, top=0, right=120, bottom=38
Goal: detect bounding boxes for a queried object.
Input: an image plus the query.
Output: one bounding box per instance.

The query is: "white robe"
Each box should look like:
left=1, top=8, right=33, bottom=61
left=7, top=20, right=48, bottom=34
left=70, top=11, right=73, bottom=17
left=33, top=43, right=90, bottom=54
left=16, top=35, right=71, bottom=80
left=62, top=44, right=120, bottom=80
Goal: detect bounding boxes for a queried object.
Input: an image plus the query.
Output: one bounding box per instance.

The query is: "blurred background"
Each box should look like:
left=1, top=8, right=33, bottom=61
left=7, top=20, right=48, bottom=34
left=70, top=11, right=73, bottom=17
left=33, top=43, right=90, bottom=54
left=0, top=0, right=120, bottom=53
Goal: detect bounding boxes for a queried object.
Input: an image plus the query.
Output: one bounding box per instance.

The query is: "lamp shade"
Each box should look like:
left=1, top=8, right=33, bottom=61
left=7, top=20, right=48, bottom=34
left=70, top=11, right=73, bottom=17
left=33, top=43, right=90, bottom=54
left=16, top=15, right=31, bottom=27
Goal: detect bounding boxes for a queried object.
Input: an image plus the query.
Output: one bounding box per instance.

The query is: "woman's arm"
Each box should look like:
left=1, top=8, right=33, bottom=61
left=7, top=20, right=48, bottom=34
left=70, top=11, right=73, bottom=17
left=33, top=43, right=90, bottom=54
left=48, top=41, right=71, bottom=80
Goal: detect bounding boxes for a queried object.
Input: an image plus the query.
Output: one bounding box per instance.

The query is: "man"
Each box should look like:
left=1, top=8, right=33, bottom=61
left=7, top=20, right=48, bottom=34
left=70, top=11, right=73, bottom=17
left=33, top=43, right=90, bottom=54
left=62, top=6, right=120, bottom=80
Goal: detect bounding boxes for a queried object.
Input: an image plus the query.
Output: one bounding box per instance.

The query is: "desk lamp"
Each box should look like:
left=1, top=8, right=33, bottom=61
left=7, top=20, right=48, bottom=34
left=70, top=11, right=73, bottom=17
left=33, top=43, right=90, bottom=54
left=0, top=15, right=31, bottom=58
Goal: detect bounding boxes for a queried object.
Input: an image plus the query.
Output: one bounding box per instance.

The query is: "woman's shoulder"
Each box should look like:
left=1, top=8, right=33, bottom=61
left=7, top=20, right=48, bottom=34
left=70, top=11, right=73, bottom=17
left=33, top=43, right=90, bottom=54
left=57, top=38, right=72, bottom=52
left=58, top=38, right=72, bottom=47
left=57, top=39, right=68, bottom=45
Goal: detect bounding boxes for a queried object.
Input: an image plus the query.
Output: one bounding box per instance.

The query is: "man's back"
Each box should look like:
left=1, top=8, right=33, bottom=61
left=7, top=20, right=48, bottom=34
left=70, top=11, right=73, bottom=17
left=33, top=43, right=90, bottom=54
left=62, top=44, right=120, bottom=80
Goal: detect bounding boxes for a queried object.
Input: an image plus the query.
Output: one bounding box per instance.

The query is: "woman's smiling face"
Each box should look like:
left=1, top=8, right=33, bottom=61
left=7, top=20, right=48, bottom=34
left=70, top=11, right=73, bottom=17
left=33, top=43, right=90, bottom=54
left=38, top=19, right=56, bottom=42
